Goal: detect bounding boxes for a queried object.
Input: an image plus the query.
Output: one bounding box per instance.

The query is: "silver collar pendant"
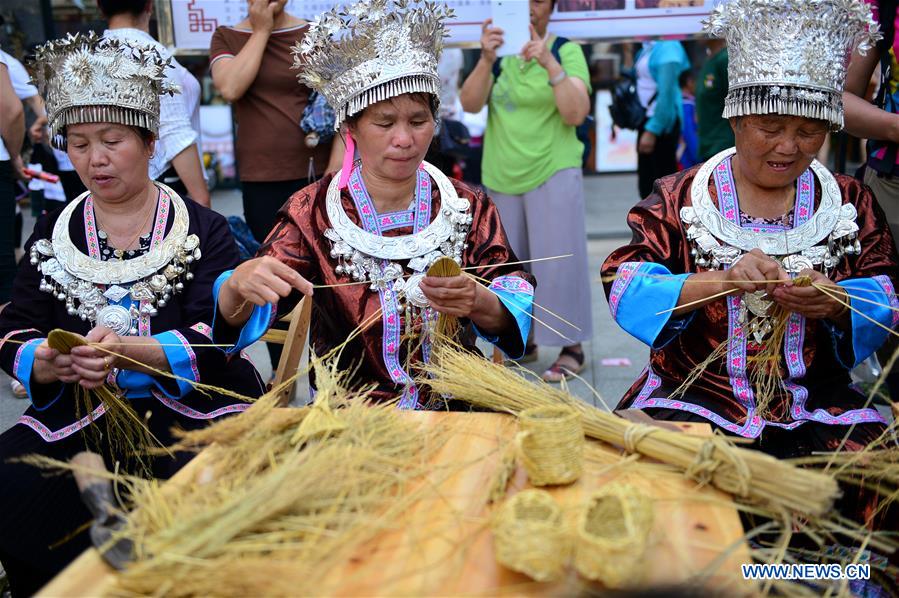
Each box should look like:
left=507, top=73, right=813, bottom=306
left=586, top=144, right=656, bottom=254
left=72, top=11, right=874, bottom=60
left=30, top=183, right=201, bottom=335
left=323, top=161, right=473, bottom=308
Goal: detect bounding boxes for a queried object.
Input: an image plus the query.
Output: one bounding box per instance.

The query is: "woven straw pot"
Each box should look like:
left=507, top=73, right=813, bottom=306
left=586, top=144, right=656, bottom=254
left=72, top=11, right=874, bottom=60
left=493, top=489, right=571, bottom=582
left=574, top=483, right=654, bottom=588
left=517, top=405, right=584, bottom=486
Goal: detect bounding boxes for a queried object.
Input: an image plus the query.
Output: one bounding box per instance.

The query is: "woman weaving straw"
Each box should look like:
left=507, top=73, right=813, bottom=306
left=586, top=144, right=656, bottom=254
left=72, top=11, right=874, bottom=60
left=602, top=0, right=899, bottom=458
left=0, top=34, right=264, bottom=596
left=215, top=0, right=535, bottom=407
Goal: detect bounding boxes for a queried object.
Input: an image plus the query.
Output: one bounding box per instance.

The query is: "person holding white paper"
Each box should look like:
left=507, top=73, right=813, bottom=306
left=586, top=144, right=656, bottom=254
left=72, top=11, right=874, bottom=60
left=460, top=0, right=594, bottom=383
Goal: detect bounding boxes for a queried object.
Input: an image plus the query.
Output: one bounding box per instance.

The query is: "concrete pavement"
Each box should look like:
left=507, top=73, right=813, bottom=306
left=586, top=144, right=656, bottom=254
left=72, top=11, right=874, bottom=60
left=0, top=174, right=646, bottom=433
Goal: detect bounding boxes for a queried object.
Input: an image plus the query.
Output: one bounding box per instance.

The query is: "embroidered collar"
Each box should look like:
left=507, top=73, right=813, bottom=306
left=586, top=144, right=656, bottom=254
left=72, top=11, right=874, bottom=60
left=324, top=160, right=472, bottom=306
left=29, top=183, right=201, bottom=334
left=681, top=147, right=860, bottom=273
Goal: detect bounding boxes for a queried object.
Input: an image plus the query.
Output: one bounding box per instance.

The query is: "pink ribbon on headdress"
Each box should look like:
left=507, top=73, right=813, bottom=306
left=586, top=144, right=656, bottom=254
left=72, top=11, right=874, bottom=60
left=338, top=130, right=356, bottom=190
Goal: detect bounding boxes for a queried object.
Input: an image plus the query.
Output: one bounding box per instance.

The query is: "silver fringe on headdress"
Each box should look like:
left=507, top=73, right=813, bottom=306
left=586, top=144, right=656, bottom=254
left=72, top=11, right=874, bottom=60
left=30, top=32, right=178, bottom=149
left=704, top=0, right=880, bottom=130
left=293, top=0, right=453, bottom=130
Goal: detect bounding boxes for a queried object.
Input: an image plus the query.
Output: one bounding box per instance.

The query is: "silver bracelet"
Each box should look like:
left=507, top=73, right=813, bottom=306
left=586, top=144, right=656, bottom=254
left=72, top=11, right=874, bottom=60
left=548, top=70, right=568, bottom=87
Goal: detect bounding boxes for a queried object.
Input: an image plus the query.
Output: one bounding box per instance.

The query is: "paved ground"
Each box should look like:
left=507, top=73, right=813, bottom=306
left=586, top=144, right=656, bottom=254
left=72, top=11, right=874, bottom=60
left=0, top=174, right=647, bottom=433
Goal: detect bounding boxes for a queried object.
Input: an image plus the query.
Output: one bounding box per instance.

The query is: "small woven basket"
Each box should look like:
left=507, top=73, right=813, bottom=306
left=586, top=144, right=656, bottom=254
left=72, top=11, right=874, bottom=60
left=493, top=489, right=570, bottom=582
left=574, top=483, right=654, bottom=588
left=518, top=405, right=584, bottom=486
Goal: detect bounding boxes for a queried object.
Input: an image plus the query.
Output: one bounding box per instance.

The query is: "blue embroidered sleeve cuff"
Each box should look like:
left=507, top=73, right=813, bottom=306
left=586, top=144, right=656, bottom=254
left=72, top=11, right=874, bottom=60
left=838, top=276, right=899, bottom=367
left=15, top=338, right=65, bottom=410
left=472, top=276, right=534, bottom=359
left=608, top=262, right=690, bottom=348
left=212, top=270, right=273, bottom=355
left=117, top=330, right=199, bottom=399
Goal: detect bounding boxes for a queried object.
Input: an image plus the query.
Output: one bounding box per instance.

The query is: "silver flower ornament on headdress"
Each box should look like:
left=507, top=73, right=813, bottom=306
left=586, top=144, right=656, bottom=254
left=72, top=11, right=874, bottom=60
left=293, top=0, right=454, bottom=130
left=704, top=0, right=881, bottom=129
left=30, top=32, right=179, bottom=149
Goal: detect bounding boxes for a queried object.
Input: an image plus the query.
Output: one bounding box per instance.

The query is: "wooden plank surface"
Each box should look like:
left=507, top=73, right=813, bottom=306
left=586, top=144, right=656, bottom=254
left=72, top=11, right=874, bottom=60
left=40, top=412, right=750, bottom=596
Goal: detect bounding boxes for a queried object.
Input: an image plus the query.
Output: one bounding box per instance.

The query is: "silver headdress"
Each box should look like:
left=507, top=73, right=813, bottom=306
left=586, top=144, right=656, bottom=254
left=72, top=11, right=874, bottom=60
left=293, top=0, right=452, bottom=130
left=704, top=0, right=880, bottom=129
left=30, top=32, right=178, bottom=149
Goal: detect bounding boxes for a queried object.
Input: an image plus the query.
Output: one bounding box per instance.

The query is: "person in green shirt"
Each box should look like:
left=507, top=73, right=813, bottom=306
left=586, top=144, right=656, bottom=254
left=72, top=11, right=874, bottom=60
left=460, top=0, right=594, bottom=383
left=695, top=39, right=735, bottom=160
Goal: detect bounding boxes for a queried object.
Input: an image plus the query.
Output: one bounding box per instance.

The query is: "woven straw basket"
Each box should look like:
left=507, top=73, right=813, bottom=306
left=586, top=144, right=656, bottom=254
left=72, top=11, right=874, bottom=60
left=493, top=489, right=571, bottom=582
left=517, top=405, right=584, bottom=486
left=574, top=483, right=654, bottom=588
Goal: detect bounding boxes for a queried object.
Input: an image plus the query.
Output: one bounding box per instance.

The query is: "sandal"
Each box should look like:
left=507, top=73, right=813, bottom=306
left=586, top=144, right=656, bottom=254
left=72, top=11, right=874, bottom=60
left=541, top=346, right=585, bottom=383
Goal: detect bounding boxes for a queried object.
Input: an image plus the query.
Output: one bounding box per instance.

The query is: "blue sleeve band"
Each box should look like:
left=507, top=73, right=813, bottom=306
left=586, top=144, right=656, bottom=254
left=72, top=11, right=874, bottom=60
left=212, top=270, right=273, bottom=355
left=608, top=262, right=690, bottom=348
left=472, top=276, right=534, bottom=359
left=15, top=338, right=66, bottom=410
left=839, top=276, right=899, bottom=367
left=116, top=330, right=199, bottom=398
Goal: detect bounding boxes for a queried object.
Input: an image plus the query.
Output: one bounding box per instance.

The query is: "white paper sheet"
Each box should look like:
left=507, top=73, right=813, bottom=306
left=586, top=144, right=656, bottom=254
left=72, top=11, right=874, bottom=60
left=490, top=0, right=531, bottom=57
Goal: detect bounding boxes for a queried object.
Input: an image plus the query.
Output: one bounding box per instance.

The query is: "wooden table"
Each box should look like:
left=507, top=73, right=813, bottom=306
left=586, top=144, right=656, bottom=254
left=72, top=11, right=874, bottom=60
left=40, top=412, right=750, bottom=596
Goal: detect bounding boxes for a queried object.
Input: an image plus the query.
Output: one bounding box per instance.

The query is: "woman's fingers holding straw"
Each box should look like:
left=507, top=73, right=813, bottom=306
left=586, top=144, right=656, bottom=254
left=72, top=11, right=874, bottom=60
left=419, top=274, right=478, bottom=317
left=228, top=256, right=313, bottom=307
left=773, top=269, right=849, bottom=321
left=33, top=342, right=79, bottom=385
left=726, top=249, right=790, bottom=295
left=71, top=327, right=121, bottom=388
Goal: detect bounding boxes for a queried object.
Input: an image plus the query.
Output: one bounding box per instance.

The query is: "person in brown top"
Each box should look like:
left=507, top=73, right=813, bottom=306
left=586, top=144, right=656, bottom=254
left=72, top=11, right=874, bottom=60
left=211, top=0, right=341, bottom=372
left=210, top=0, right=340, bottom=246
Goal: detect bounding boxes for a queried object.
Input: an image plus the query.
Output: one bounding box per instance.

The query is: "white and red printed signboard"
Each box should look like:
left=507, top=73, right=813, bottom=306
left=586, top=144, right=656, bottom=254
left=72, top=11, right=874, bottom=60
left=162, top=0, right=717, bottom=53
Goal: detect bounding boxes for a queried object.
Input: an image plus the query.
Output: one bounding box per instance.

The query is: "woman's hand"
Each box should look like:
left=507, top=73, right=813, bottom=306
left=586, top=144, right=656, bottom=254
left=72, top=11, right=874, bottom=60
left=70, top=327, right=122, bottom=390
left=248, top=0, right=277, bottom=34
left=32, top=343, right=78, bottom=386
left=419, top=274, right=482, bottom=318
left=772, top=269, right=849, bottom=321
left=637, top=131, right=657, bottom=155
left=725, top=249, right=789, bottom=295
left=521, top=25, right=553, bottom=69
left=479, top=19, right=505, bottom=66
left=225, top=256, right=313, bottom=308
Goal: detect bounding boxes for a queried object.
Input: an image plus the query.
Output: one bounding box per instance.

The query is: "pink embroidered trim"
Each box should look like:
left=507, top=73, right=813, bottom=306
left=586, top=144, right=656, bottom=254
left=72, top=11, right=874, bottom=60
left=152, top=391, right=250, bottom=419
left=190, top=322, right=213, bottom=339
left=490, top=275, right=535, bottom=295
left=0, top=328, right=39, bottom=353
left=609, top=262, right=642, bottom=319
left=13, top=338, right=42, bottom=380
left=170, top=329, right=199, bottom=382
left=83, top=195, right=101, bottom=259
left=17, top=403, right=107, bottom=442
left=150, top=187, right=168, bottom=250
left=873, top=275, right=899, bottom=327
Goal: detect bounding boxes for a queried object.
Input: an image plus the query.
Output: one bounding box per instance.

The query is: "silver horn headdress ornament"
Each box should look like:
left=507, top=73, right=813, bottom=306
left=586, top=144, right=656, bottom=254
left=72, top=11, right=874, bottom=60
left=293, top=0, right=453, bottom=130
left=704, top=0, right=881, bottom=130
left=30, top=32, right=179, bottom=149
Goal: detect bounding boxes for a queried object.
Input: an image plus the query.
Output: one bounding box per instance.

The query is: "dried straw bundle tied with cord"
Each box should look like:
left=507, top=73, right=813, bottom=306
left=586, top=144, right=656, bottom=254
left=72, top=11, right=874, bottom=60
left=574, top=483, right=654, bottom=588
left=492, top=489, right=571, bottom=582
left=517, top=405, right=584, bottom=486
left=419, top=345, right=840, bottom=517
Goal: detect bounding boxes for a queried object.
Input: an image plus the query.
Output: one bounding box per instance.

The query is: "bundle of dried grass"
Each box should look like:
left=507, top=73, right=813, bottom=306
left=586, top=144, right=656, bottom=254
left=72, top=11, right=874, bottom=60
left=574, top=483, right=654, bottom=588
left=426, top=256, right=463, bottom=340
left=517, top=405, right=583, bottom=486
left=101, top=362, right=447, bottom=597
left=47, top=329, right=161, bottom=472
left=492, top=489, right=570, bottom=582
left=419, top=345, right=839, bottom=517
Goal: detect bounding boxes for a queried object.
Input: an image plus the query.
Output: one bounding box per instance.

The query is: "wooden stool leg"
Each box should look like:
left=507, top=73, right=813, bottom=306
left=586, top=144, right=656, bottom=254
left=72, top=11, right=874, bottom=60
left=492, top=346, right=504, bottom=364
left=272, top=297, right=313, bottom=406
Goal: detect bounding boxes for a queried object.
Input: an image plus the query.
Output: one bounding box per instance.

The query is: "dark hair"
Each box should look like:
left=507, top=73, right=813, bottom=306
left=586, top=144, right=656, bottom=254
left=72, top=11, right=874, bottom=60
left=96, top=0, right=150, bottom=17
left=344, top=92, right=439, bottom=128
